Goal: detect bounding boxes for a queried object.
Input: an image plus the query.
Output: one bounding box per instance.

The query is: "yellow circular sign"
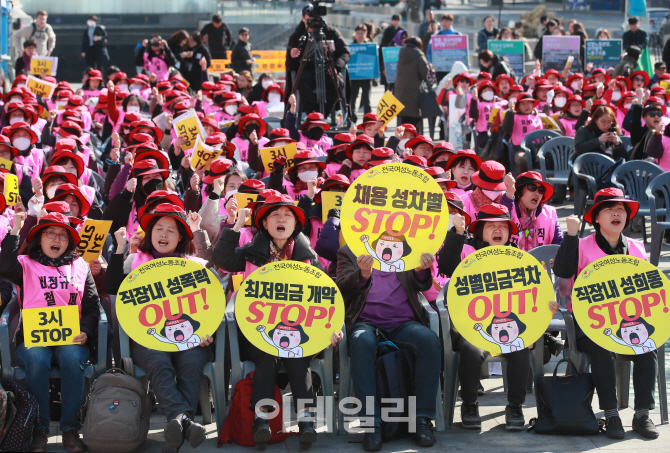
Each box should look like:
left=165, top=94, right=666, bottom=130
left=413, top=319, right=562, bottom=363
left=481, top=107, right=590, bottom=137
left=340, top=163, right=450, bottom=271
left=235, top=261, right=345, bottom=357
left=447, top=246, right=554, bottom=353
left=115, top=258, right=226, bottom=352
left=572, top=256, right=670, bottom=355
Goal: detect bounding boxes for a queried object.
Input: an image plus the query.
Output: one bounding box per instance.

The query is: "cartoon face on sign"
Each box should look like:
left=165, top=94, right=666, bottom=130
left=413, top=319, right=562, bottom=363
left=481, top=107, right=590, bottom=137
left=147, top=313, right=202, bottom=351
left=474, top=313, right=527, bottom=353
left=257, top=322, right=310, bottom=358
left=604, top=318, right=657, bottom=355
left=360, top=231, right=412, bottom=272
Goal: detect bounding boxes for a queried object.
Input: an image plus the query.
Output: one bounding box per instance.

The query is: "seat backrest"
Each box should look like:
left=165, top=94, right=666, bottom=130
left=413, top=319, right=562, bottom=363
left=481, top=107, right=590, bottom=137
left=529, top=244, right=559, bottom=283
left=612, top=160, right=664, bottom=203
left=647, top=172, right=670, bottom=219
left=620, top=136, right=632, bottom=155
left=572, top=152, right=615, bottom=183
left=520, top=129, right=561, bottom=154
left=538, top=136, right=575, bottom=177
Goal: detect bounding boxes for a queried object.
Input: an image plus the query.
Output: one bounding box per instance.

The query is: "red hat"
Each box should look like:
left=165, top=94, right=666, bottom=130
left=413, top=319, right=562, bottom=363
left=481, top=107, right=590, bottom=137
left=140, top=203, right=193, bottom=239
left=444, top=149, right=482, bottom=171
left=566, top=73, right=584, bottom=88
left=613, top=75, right=631, bottom=91
left=172, top=101, right=191, bottom=116
left=112, top=72, right=128, bottom=83
left=630, top=70, right=650, bottom=87
left=203, top=158, right=233, bottom=185
left=65, top=95, right=84, bottom=110
left=544, top=69, right=561, bottom=79
left=41, top=165, right=79, bottom=188
left=425, top=166, right=456, bottom=188
left=314, top=174, right=350, bottom=203
left=131, top=159, right=170, bottom=179
left=238, top=179, right=266, bottom=194
left=214, top=90, right=241, bottom=107
left=589, top=68, right=611, bottom=84
left=2, top=121, right=38, bottom=144
left=453, top=72, right=474, bottom=86
left=365, top=147, right=395, bottom=168
left=471, top=161, right=506, bottom=191
left=618, top=91, right=637, bottom=108
left=0, top=135, right=17, bottom=158
left=357, top=113, right=381, bottom=130
left=398, top=123, right=418, bottom=138
left=649, top=87, right=668, bottom=104
left=93, top=94, right=108, bottom=110
left=289, top=150, right=326, bottom=174
left=645, top=96, right=667, bottom=114
left=125, top=132, right=156, bottom=150
left=4, top=87, right=32, bottom=103
left=582, top=83, right=597, bottom=95
left=515, top=171, right=554, bottom=203
left=477, top=72, right=492, bottom=80
left=584, top=187, right=639, bottom=225
left=50, top=183, right=91, bottom=217
left=27, top=212, right=81, bottom=245
left=137, top=190, right=185, bottom=220
left=590, top=98, right=612, bottom=114
left=54, top=120, right=83, bottom=140
left=254, top=194, right=306, bottom=229
left=262, top=83, right=285, bottom=102
left=467, top=203, right=519, bottom=235
left=326, top=132, right=355, bottom=156
left=478, top=80, right=498, bottom=98
left=345, top=134, right=374, bottom=159
left=300, top=112, right=330, bottom=131
left=50, top=150, right=85, bottom=178
left=238, top=113, right=267, bottom=136
left=429, top=142, right=455, bottom=166
left=129, top=77, right=150, bottom=88
left=201, top=81, right=216, bottom=93
left=128, top=119, right=164, bottom=142
left=444, top=192, right=471, bottom=225
left=120, top=111, right=142, bottom=128
left=494, top=75, right=514, bottom=89
left=564, top=95, right=585, bottom=114
left=247, top=189, right=282, bottom=212
left=403, top=155, right=427, bottom=168
left=42, top=200, right=83, bottom=225
left=86, top=69, right=103, bottom=81
left=515, top=93, right=539, bottom=111
left=505, top=84, right=524, bottom=101
left=135, top=148, right=170, bottom=171
left=267, top=128, right=296, bottom=147
left=406, top=135, right=434, bottom=151
left=200, top=117, right=219, bottom=131
left=12, top=74, right=28, bottom=86
left=204, top=132, right=227, bottom=147
left=3, top=102, right=37, bottom=125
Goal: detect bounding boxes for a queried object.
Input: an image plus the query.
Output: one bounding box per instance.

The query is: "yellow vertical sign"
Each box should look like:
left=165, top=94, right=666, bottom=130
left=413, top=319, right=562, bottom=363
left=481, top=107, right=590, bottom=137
left=376, top=90, right=405, bottom=126
left=173, top=109, right=206, bottom=151
left=4, top=173, right=19, bottom=206
left=321, top=191, right=344, bottom=223
left=0, top=157, right=13, bottom=171
left=260, top=143, right=299, bottom=174
left=23, top=305, right=80, bottom=347
left=235, top=193, right=258, bottom=226
left=77, top=219, right=113, bottom=263
left=190, top=136, right=222, bottom=171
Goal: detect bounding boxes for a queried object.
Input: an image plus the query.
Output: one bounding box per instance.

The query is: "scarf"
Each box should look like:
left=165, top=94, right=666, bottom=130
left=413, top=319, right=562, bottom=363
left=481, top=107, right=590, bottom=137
left=471, top=187, right=501, bottom=211
left=518, top=207, right=539, bottom=250
left=268, top=237, right=295, bottom=263
left=151, top=249, right=181, bottom=259
left=595, top=230, right=628, bottom=255
left=22, top=52, right=32, bottom=69
left=33, top=248, right=80, bottom=267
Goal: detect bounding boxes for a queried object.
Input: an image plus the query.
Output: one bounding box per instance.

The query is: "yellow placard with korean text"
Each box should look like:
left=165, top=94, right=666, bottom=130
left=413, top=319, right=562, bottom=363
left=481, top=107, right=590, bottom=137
left=661, top=80, right=670, bottom=95
left=340, top=163, right=449, bottom=271
left=190, top=136, right=222, bottom=171
left=321, top=191, right=343, bottom=223
left=4, top=173, right=19, bottom=206
left=235, top=193, right=258, bottom=226
left=115, top=258, right=226, bottom=352
left=24, top=305, right=80, bottom=347
left=260, top=142, right=299, bottom=174
left=540, top=115, right=560, bottom=131
left=376, top=90, right=405, bottom=127
left=208, top=59, right=231, bottom=73
left=77, top=219, right=112, bottom=263
left=447, top=246, right=554, bottom=354
left=26, top=75, right=57, bottom=99
left=489, top=107, right=500, bottom=124
left=173, top=109, right=206, bottom=151
left=235, top=261, right=345, bottom=357
left=572, top=256, right=670, bottom=355
left=30, top=56, right=58, bottom=76
left=0, top=157, right=13, bottom=171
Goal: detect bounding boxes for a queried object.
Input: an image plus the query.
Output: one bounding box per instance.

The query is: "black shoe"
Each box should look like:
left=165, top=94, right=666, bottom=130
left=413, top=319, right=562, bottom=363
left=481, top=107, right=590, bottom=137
left=181, top=417, right=206, bottom=448
left=253, top=418, right=272, bottom=451
left=505, top=404, right=525, bottom=431
left=605, top=416, right=625, bottom=439
left=30, top=428, right=48, bottom=452
left=632, top=415, right=659, bottom=439
left=477, top=384, right=485, bottom=396
left=162, top=419, right=185, bottom=453
left=298, top=421, right=317, bottom=449
left=460, top=402, right=481, bottom=429
left=413, top=417, right=436, bottom=447
left=362, top=421, right=382, bottom=451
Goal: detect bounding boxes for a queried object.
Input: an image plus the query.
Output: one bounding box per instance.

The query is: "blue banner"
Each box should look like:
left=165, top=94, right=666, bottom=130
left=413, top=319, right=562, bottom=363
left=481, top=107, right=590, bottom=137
left=349, top=43, right=380, bottom=80
left=382, top=47, right=400, bottom=84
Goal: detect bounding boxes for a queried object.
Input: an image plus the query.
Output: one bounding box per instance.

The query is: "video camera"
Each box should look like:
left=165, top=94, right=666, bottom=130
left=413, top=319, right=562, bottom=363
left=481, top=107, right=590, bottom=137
left=305, top=1, right=328, bottom=33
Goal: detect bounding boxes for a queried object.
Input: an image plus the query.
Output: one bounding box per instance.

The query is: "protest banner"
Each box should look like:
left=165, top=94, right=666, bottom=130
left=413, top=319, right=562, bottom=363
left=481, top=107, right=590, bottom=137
left=30, top=56, right=58, bottom=76
left=115, top=258, right=226, bottom=352
left=585, top=39, right=622, bottom=70
left=488, top=40, right=524, bottom=77
left=23, top=305, right=80, bottom=347
left=235, top=192, right=258, bottom=226
left=447, top=246, right=554, bottom=353
left=376, top=90, right=405, bottom=127
left=381, top=47, right=400, bottom=84
left=431, top=35, right=469, bottom=73
left=173, top=109, right=206, bottom=151
left=77, top=219, right=112, bottom=263
left=661, top=80, right=670, bottom=96
left=542, top=36, right=582, bottom=73
left=208, top=59, right=231, bottom=73
left=321, top=191, right=343, bottom=223
left=349, top=43, right=380, bottom=80
left=572, top=256, right=670, bottom=355
left=235, top=261, right=345, bottom=357
left=4, top=173, right=19, bottom=206
left=340, top=163, right=450, bottom=272
left=448, top=93, right=465, bottom=150
left=260, top=142, right=298, bottom=174
left=0, top=157, right=13, bottom=171
left=190, top=135, right=222, bottom=170
left=26, top=75, right=57, bottom=99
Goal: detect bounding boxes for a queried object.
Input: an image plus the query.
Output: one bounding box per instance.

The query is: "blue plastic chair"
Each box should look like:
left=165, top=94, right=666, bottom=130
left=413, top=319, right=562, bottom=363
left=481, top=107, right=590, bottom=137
left=508, top=129, right=561, bottom=177
left=646, top=172, right=670, bottom=266
left=262, top=116, right=282, bottom=132
left=571, top=153, right=616, bottom=236
left=611, top=160, right=664, bottom=243
left=537, top=137, right=575, bottom=188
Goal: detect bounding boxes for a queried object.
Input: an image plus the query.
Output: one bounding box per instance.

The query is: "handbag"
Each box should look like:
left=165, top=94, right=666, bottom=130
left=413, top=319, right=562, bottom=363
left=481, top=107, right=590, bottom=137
left=530, top=358, right=599, bottom=435
left=419, top=82, right=443, bottom=119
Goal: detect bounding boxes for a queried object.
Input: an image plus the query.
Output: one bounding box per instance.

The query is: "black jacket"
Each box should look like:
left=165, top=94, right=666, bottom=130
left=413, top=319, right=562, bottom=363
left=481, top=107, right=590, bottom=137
left=133, top=46, right=177, bottom=72
left=231, top=40, right=253, bottom=73
left=82, top=25, right=110, bottom=65
left=478, top=54, right=515, bottom=81
left=286, top=22, right=350, bottom=73
left=200, top=22, right=233, bottom=55
left=623, top=29, right=648, bottom=50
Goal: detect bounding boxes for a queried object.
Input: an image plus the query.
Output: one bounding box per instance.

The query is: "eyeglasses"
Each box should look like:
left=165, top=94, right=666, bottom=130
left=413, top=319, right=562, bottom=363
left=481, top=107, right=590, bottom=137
left=45, top=230, right=69, bottom=242
left=633, top=77, right=645, bottom=83
left=647, top=111, right=663, bottom=118
left=525, top=184, right=546, bottom=194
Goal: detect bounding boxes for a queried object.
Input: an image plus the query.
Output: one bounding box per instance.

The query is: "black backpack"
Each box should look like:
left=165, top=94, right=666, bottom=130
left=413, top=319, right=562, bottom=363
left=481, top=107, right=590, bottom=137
left=0, top=380, right=39, bottom=452
left=374, top=331, right=416, bottom=441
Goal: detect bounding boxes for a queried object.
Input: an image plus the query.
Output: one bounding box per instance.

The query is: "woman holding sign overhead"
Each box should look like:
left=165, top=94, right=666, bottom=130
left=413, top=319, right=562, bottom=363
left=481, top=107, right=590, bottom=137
left=553, top=188, right=659, bottom=440
left=0, top=211, right=100, bottom=453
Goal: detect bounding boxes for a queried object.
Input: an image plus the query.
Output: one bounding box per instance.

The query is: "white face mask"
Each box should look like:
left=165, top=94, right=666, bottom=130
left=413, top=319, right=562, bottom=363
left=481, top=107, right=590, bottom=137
left=15, top=83, right=26, bottom=89
left=398, top=138, right=409, bottom=151
left=298, top=170, right=318, bottom=182
left=130, top=85, right=142, bottom=92
left=12, top=137, right=30, bottom=151
left=611, top=91, right=621, bottom=102
left=117, top=83, right=129, bottom=91
left=554, top=97, right=567, bottom=108
left=225, top=105, right=238, bottom=116
left=203, top=95, right=212, bottom=103
left=570, top=81, right=581, bottom=91
left=8, top=96, right=21, bottom=103
left=224, top=189, right=237, bottom=200
left=46, top=185, right=58, bottom=199
left=268, top=92, right=282, bottom=103
left=624, top=103, right=632, bottom=109
left=261, top=80, right=272, bottom=90
left=9, top=117, right=23, bottom=125
left=448, top=213, right=454, bottom=231
left=126, top=105, right=140, bottom=113
left=481, top=90, right=494, bottom=102
left=482, top=189, right=502, bottom=201
left=87, top=20, right=96, bottom=27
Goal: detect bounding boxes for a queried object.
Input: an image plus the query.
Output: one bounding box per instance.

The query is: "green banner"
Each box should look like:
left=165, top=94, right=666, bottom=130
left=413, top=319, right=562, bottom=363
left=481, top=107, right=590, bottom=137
left=488, top=40, right=524, bottom=77
left=585, top=39, right=622, bottom=70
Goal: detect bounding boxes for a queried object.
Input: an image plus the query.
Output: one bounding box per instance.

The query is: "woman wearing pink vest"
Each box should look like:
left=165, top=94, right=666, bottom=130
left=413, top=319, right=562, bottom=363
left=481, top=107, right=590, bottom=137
left=501, top=93, right=543, bottom=174
left=468, top=80, right=499, bottom=151
left=556, top=95, right=585, bottom=138
left=247, top=128, right=298, bottom=179
left=252, top=83, right=285, bottom=119
left=284, top=97, right=334, bottom=156
left=335, top=134, right=373, bottom=182
left=444, top=149, right=482, bottom=197
left=500, top=171, right=562, bottom=250
left=438, top=203, right=559, bottom=431
left=268, top=150, right=326, bottom=202
left=554, top=188, right=658, bottom=440
left=213, top=194, right=339, bottom=450
left=212, top=91, right=241, bottom=124
left=1, top=212, right=99, bottom=452
left=646, top=125, right=670, bottom=171
left=232, top=114, right=269, bottom=163
left=104, top=204, right=211, bottom=453
left=616, top=91, right=636, bottom=136
left=460, top=160, right=506, bottom=221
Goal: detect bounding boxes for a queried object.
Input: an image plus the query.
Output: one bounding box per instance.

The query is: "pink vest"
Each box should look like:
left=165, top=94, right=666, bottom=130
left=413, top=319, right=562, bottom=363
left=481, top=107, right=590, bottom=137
left=213, top=111, right=235, bottom=124
left=655, top=135, right=670, bottom=171
left=142, top=54, right=170, bottom=81
left=131, top=251, right=208, bottom=271
left=203, top=102, right=221, bottom=117
left=308, top=217, right=330, bottom=270
left=17, top=255, right=88, bottom=317
left=422, top=258, right=449, bottom=302
left=510, top=114, right=543, bottom=146
left=559, top=117, right=578, bottom=137
left=239, top=227, right=254, bottom=246
left=476, top=101, right=495, bottom=133
left=298, top=132, right=332, bottom=156
left=79, top=184, right=96, bottom=205
left=450, top=187, right=470, bottom=197
left=32, top=118, right=47, bottom=136
left=81, top=89, right=101, bottom=104
left=243, top=258, right=312, bottom=282
left=126, top=202, right=140, bottom=239
left=460, top=244, right=476, bottom=260
left=509, top=204, right=558, bottom=251
left=577, top=234, right=646, bottom=280
left=349, top=168, right=366, bottom=182
left=283, top=180, right=307, bottom=201
left=111, top=110, right=126, bottom=133
left=93, top=112, right=106, bottom=126
left=231, top=136, right=270, bottom=162
left=616, top=108, right=631, bottom=136
left=324, top=162, right=341, bottom=177
left=460, top=191, right=479, bottom=220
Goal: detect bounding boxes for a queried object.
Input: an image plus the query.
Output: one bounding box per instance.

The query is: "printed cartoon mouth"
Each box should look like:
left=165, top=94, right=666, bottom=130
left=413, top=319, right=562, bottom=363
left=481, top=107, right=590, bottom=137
left=280, top=336, right=290, bottom=348
left=630, top=333, right=640, bottom=344
left=174, top=329, right=184, bottom=342
left=499, top=329, right=509, bottom=343
left=382, top=247, right=392, bottom=261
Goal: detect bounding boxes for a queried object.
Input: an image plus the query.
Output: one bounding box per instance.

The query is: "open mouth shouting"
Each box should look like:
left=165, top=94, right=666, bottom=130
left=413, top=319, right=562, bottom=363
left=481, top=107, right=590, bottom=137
left=491, top=233, right=504, bottom=244
left=382, top=247, right=393, bottom=261
left=174, top=329, right=185, bottom=342
left=280, top=335, right=290, bottom=348
left=611, top=218, right=622, bottom=227
left=276, top=225, right=286, bottom=233
left=157, top=239, right=169, bottom=247
left=51, top=244, right=62, bottom=253
left=629, top=332, right=640, bottom=344
left=499, top=329, right=509, bottom=343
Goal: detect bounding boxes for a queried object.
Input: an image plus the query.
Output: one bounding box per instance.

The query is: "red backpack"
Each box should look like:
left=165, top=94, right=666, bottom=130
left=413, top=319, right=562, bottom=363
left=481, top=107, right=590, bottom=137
left=217, top=371, right=293, bottom=447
